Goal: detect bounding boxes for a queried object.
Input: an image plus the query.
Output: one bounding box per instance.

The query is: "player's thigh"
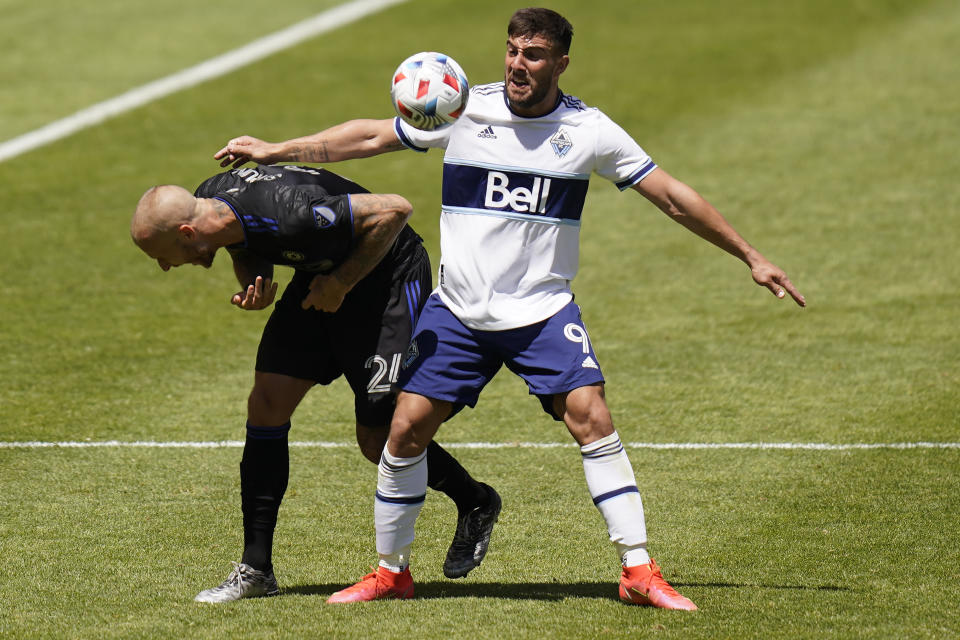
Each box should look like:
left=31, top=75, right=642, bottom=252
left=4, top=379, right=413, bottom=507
left=251, top=275, right=345, bottom=426
left=334, top=254, right=431, bottom=430
left=554, top=383, right=614, bottom=445
left=398, top=295, right=503, bottom=412
left=387, top=391, right=451, bottom=458
left=502, top=300, right=606, bottom=420
left=248, top=371, right=315, bottom=425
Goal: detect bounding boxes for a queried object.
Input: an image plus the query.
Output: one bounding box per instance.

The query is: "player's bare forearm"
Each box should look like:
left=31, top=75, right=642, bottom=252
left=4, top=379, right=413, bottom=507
left=216, top=119, right=404, bottom=168
left=634, top=168, right=805, bottom=306
left=283, top=120, right=405, bottom=162
left=229, top=249, right=274, bottom=289
left=633, top=169, right=752, bottom=261
left=227, top=249, right=279, bottom=309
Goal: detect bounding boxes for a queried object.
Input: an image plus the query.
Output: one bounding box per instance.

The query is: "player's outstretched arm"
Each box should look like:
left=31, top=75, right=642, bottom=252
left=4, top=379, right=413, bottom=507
left=228, top=249, right=278, bottom=310
left=633, top=168, right=806, bottom=307
left=301, top=194, right=413, bottom=313
left=214, top=119, right=405, bottom=168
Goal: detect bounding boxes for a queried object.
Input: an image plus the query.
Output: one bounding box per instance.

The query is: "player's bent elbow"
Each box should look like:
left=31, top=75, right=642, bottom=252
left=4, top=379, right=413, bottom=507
left=383, top=195, right=413, bottom=222
left=397, top=195, right=413, bottom=219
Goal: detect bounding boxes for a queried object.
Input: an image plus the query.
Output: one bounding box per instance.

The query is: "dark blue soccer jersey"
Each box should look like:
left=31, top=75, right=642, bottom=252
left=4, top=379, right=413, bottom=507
left=194, top=164, right=366, bottom=273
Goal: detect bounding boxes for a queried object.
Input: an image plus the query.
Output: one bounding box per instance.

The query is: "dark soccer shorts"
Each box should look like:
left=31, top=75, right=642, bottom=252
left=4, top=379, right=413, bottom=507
left=256, top=243, right=431, bottom=428
left=397, top=294, right=606, bottom=420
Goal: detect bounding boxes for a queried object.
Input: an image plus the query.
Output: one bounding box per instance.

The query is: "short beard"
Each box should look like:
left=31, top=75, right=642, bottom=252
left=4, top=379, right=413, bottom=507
left=506, top=76, right=550, bottom=110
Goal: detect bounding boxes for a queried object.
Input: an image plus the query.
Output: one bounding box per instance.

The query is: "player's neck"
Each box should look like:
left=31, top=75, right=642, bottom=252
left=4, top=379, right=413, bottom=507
left=200, top=198, right=245, bottom=247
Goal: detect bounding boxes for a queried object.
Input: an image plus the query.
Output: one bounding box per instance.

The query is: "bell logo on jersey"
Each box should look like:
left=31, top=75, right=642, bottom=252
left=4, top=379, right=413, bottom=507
left=312, top=205, right=336, bottom=229
left=484, top=171, right=551, bottom=214
left=282, top=250, right=305, bottom=262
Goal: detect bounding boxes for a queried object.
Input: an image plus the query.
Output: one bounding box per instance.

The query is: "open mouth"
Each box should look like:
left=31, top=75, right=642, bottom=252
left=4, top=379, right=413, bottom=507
left=509, top=75, right=529, bottom=89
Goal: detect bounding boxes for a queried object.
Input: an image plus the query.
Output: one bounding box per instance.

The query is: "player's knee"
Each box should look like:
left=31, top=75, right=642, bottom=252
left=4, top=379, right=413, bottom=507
left=384, top=393, right=445, bottom=457
left=563, top=387, right=614, bottom=443
left=356, top=424, right=388, bottom=464
left=386, top=411, right=427, bottom=458
left=247, top=385, right=291, bottom=426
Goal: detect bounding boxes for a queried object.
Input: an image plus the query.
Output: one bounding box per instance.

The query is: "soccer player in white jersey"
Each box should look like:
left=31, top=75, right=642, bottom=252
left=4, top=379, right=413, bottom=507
left=215, top=7, right=805, bottom=609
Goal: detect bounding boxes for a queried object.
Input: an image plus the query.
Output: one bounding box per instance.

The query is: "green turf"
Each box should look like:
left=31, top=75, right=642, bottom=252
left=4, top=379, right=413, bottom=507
left=1, top=0, right=958, bottom=637
left=0, top=0, right=347, bottom=141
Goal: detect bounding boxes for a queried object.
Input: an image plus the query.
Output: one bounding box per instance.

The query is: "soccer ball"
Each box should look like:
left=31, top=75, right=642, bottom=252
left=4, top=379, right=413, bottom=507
left=390, top=52, right=469, bottom=131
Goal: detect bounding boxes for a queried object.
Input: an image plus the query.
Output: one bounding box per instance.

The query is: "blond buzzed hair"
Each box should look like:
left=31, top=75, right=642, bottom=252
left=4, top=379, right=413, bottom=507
left=130, top=184, right=197, bottom=248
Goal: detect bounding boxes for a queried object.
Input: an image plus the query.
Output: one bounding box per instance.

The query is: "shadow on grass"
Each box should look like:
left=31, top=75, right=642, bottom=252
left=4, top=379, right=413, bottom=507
left=283, top=580, right=850, bottom=601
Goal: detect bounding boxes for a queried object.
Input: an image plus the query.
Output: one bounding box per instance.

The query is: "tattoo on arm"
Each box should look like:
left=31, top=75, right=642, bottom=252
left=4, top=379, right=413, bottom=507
left=289, top=141, right=330, bottom=163
left=383, top=138, right=405, bottom=152
left=330, top=195, right=409, bottom=290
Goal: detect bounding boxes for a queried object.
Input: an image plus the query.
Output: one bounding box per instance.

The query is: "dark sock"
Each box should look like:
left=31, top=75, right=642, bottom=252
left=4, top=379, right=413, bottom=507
left=239, top=422, right=290, bottom=571
left=425, top=440, right=489, bottom=516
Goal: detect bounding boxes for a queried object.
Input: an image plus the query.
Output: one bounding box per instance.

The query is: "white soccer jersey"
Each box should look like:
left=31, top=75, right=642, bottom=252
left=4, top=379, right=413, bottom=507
left=395, top=81, right=657, bottom=330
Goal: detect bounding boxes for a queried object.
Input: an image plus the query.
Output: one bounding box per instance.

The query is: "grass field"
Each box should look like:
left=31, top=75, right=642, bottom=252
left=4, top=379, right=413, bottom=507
left=1, top=0, right=958, bottom=637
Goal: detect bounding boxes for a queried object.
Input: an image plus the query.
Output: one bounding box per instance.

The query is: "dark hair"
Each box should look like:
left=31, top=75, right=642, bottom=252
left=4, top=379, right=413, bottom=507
left=507, top=8, right=573, bottom=55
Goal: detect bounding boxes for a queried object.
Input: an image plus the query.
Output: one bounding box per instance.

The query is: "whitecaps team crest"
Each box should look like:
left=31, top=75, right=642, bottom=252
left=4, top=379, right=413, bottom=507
left=402, top=339, right=420, bottom=369
left=282, top=250, right=305, bottom=262
left=550, top=128, right=573, bottom=158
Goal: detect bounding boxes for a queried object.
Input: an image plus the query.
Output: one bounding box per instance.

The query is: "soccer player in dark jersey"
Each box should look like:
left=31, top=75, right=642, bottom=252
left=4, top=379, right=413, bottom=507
left=130, top=164, right=501, bottom=602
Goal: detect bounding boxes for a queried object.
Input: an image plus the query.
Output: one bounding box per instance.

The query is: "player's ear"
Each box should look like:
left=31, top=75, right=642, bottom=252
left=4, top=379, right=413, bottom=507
left=555, top=54, right=569, bottom=78
left=177, top=224, right=197, bottom=240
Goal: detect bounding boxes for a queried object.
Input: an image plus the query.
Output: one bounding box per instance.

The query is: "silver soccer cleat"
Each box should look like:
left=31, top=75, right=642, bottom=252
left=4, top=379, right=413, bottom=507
left=194, top=562, right=280, bottom=603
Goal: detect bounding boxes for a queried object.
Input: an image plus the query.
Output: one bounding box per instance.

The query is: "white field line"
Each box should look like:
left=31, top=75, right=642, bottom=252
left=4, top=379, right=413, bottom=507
left=1, top=441, right=958, bottom=450
left=0, top=0, right=408, bottom=163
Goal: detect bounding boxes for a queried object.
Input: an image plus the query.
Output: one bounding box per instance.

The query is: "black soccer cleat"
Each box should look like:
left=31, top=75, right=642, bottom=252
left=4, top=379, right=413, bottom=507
left=443, top=483, right=502, bottom=579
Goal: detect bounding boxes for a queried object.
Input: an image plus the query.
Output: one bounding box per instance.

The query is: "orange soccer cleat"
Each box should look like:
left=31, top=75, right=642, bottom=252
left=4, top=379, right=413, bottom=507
left=618, top=559, right=697, bottom=610
left=326, top=566, right=414, bottom=603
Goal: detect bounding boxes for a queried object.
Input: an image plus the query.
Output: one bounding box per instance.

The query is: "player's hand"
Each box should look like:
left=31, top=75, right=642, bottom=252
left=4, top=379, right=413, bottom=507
left=750, top=259, right=806, bottom=307
left=301, top=274, right=349, bottom=313
left=232, top=276, right=278, bottom=310
left=214, top=136, right=274, bottom=168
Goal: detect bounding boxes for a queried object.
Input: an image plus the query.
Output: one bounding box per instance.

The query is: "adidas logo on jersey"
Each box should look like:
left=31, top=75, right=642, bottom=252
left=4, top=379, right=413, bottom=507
left=477, top=125, right=497, bottom=139
left=581, top=356, right=599, bottom=369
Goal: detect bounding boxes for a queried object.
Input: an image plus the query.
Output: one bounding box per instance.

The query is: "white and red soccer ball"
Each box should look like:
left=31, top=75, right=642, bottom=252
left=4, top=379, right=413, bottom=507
left=390, top=52, right=469, bottom=131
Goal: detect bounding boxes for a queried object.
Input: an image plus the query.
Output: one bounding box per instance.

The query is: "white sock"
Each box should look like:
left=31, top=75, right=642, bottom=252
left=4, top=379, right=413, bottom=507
left=581, top=431, right=650, bottom=567
left=374, top=448, right=427, bottom=570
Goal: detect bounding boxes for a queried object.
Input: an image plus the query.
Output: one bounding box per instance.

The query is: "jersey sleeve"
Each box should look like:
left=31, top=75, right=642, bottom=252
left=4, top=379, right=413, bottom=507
left=593, top=112, right=658, bottom=191
left=288, top=186, right=354, bottom=238
left=394, top=117, right=453, bottom=153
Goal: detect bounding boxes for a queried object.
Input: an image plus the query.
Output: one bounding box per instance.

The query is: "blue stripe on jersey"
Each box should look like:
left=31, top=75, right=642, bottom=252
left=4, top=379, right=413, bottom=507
left=346, top=194, right=355, bottom=240
left=405, top=281, right=417, bottom=327
left=592, top=485, right=640, bottom=506
left=442, top=162, right=589, bottom=223
left=241, top=214, right=278, bottom=232
left=243, top=214, right=277, bottom=224
left=473, top=82, right=504, bottom=96
left=443, top=206, right=581, bottom=227
left=394, top=118, right=428, bottom=153
left=615, top=160, right=658, bottom=191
